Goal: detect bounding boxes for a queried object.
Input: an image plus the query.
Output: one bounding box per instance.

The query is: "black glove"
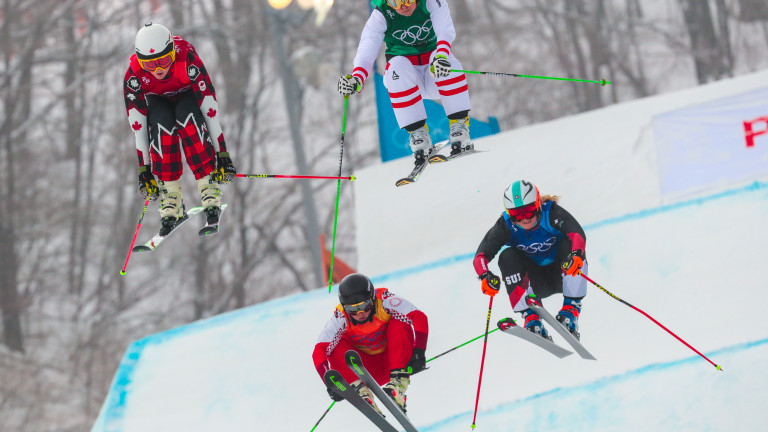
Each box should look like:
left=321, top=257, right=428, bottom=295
left=480, top=271, right=501, bottom=297
left=213, top=151, right=236, bottom=184
left=407, top=347, right=427, bottom=374
left=327, top=386, right=344, bottom=402
left=137, top=165, right=159, bottom=200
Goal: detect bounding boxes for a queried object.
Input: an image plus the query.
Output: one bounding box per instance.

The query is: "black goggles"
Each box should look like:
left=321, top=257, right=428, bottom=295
left=343, top=299, right=373, bottom=315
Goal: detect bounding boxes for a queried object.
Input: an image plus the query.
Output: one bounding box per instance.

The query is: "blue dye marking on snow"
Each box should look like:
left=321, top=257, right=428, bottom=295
left=418, top=336, right=768, bottom=431
left=96, top=288, right=331, bottom=429
left=374, top=181, right=768, bottom=284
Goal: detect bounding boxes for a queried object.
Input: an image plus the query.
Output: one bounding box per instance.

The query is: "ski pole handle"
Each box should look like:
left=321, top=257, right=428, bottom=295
left=236, top=174, right=356, bottom=181
left=453, top=69, right=611, bottom=86
left=120, top=199, right=150, bottom=275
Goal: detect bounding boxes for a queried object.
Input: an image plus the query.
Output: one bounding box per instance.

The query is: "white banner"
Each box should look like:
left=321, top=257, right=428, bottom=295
left=653, top=87, right=768, bottom=200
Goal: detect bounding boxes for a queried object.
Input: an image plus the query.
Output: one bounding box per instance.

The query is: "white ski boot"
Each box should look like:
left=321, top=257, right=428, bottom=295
left=158, top=180, right=184, bottom=236
left=409, top=125, right=433, bottom=166
left=351, top=379, right=383, bottom=415
left=381, top=368, right=410, bottom=412
left=449, top=116, right=473, bottom=156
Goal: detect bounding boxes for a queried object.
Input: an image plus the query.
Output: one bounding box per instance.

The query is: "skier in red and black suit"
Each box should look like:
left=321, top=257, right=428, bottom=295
left=312, top=273, right=428, bottom=413
left=123, top=22, right=236, bottom=236
left=474, top=180, right=589, bottom=340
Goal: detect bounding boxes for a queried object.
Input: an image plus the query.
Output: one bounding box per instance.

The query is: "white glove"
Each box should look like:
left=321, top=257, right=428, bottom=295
left=337, top=75, right=363, bottom=96
left=429, top=55, right=451, bottom=78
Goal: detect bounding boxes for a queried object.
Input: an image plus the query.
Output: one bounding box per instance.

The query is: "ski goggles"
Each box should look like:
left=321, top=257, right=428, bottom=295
left=386, top=0, right=417, bottom=9
left=343, top=299, right=374, bottom=315
left=506, top=202, right=541, bottom=221
left=138, top=50, right=175, bottom=72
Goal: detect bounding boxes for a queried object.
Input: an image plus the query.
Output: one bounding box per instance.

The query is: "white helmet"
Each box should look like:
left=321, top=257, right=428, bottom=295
left=503, top=180, right=542, bottom=220
left=135, top=22, right=174, bottom=61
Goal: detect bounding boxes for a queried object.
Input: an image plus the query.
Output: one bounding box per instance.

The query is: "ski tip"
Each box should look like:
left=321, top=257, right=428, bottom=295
left=395, top=178, right=414, bottom=187
left=132, top=246, right=152, bottom=253
left=199, top=227, right=220, bottom=236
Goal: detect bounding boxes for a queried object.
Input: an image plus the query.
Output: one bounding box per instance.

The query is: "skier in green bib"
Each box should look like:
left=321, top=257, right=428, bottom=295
left=338, top=0, right=473, bottom=166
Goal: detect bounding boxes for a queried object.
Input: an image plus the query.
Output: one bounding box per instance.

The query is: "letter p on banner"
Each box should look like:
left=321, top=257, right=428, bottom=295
left=743, top=116, right=768, bottom=147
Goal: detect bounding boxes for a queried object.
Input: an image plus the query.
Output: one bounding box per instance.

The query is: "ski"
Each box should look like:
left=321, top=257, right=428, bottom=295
left=345, top=350, right=419, bottom=432
left=132, top=206, right=204, bottom=253
left=427, top=142, right=484, bottom=164
left=497, top=318, right=573, bottom=359
left=395, top=141, right=448, bottom=187
left=525, top=296, right=596, bottom=360
left=198, top=204, right=228, bottom=237
left=323, top=370, right=399, bottom=432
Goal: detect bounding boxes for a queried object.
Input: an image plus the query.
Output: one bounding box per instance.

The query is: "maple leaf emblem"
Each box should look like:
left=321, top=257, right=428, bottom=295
left=207, top=108, right=217, bottom=118
left=132, top=121, right=143, bottom=131
left=149, top=48, right=155, bottom=53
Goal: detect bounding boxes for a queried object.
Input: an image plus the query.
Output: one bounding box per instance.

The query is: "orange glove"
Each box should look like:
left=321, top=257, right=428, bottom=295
left=562, top=250, right=584, bottom=276
left=480, top=271, right=501, bottom=296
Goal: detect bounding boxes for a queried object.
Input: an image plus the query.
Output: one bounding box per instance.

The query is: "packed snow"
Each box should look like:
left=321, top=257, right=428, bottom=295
left=92, top=72, right=768, bottom=432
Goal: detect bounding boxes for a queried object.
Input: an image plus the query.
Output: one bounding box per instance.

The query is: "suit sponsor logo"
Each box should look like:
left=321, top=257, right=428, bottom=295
left=505, top=273, right=521, bottom=285
left=187, top=65, right=200, bottom=81
left=127, top=76, right=141, bottom=92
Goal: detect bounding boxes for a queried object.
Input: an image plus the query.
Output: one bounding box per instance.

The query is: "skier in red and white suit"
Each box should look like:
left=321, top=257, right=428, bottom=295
left=123, top=23, right=236, bottom=235
left=337, top=0, right=473, bottom=166
left=313, top=273, right=428, bottom=412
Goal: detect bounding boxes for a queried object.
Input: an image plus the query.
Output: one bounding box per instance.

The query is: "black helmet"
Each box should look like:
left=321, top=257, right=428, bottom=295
left=338, top=273, right=375, bottom=305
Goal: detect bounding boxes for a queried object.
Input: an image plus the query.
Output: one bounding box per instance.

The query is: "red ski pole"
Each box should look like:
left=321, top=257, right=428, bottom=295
left=579, top=272, right=722, bottom=371
left=471, top=296, right=494, bottom=429
left=120, top=199, right=150, bottom=275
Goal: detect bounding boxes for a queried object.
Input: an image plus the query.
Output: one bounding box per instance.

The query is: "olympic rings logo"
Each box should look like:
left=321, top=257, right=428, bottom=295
left=515, top=236, right=557, bottom=254
left=392, top=19, right=433, bottom=45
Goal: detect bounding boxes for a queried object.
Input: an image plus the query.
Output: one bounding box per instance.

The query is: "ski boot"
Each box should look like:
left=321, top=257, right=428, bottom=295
left=382, top=368, right=410, bottom=412
left=556, top=297, right=582, bottom=341
left=350, top=379, right=383, bottom=415
left=409, top=125, right=432, bottom=166
left=521, top=308, right=552, bottom=341
left=158, top=180, right=184, bottom=236
left=448, top=116, right=473, bottom=156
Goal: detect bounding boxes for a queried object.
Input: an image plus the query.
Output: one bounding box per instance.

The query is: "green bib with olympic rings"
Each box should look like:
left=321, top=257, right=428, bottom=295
left=372, top=0, right=437, bottom=57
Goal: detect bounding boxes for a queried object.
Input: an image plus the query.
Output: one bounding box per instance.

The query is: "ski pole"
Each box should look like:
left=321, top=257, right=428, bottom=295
left=427, top=328, right=500, bottom=364
left=579, top=272, right=723, bottom=371
left=236, top=174, right=356, bottom=181
left=453, top=69, right=611, bottom=86
left=119, top=199, right=150, bottom=276
left=471, top=296, right=494, bottom=429
left=328, top=95, right=349, bottom=293
left=309, top=401, right=335, bottom=432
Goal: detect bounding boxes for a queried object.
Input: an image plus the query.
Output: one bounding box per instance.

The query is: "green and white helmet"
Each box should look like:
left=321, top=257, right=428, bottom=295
left=503, top=180, right=542, bottom=220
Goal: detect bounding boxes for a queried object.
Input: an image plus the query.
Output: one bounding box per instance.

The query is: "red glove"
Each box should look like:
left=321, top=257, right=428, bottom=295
left=480, top=271, right=501, bottom=296
left=562, top=250, right=584, bottom=276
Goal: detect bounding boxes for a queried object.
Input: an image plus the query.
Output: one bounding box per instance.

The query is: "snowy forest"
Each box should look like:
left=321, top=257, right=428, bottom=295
left=1, top=0, right=768, bottom=430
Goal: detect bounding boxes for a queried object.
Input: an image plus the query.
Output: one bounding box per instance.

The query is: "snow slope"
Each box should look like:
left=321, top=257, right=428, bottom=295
left=92, top=72, right=768, bottom=432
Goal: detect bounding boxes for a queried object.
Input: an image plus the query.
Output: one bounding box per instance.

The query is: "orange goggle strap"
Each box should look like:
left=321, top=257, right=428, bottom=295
left=386, top=0, right=416, bottom=9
